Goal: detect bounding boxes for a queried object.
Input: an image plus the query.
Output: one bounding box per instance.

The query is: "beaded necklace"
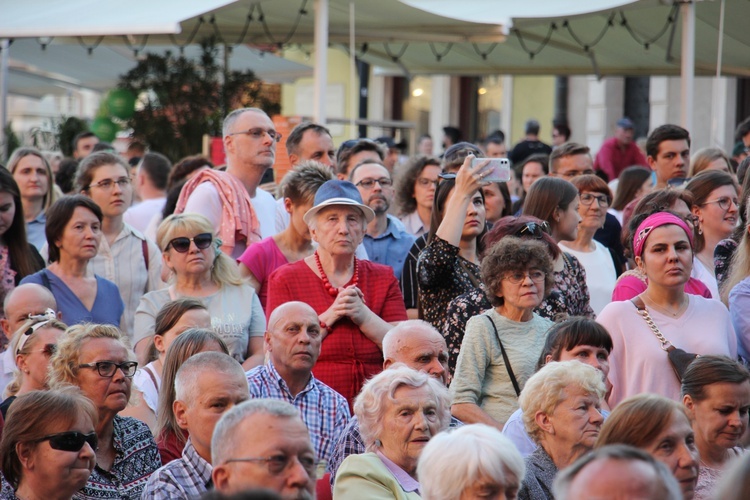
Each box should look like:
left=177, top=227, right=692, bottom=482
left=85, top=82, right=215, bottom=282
left=314, top=251, right=359, bottom=297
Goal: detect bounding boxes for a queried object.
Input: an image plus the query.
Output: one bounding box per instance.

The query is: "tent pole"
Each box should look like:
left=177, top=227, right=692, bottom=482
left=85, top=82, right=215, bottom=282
left=313, top=0, right=329, bottom=124
left=710, top=0, right=726, bottom=147
left=0, top=39, right=8, bottom=159
left=680, top=1, right=695, bottom=134
left=349, top=2, right=356, bottom=135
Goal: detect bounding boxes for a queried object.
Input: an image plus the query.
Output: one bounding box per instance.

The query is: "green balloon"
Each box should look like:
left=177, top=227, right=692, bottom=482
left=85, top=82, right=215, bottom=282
left=91, top=117, right=118, bottom=142
left=107, top=89, right=136, bottom=120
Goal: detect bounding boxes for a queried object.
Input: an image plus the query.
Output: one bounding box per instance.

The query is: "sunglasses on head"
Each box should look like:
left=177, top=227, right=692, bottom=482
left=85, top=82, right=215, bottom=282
left=516, top=221, right=550, bottom=239
left=36, top=431, right=97, bottom=452
left=166, top=233, right=213, bottom=253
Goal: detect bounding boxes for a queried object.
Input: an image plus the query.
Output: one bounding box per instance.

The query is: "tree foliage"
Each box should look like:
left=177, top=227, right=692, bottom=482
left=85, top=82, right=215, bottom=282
left=119, top=38, right=279, bottom=162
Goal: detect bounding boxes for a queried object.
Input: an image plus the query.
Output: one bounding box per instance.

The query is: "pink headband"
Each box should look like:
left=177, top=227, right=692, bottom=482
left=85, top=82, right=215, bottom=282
left=633, top=212, right=693, bottom=258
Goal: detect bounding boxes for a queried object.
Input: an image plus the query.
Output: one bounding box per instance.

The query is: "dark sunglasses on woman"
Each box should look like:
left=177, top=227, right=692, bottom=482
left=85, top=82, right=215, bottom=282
left=35, top=431, right=98, bottom=452
left=516, top=221, right=550, bottom=239
left=166, top=233, right=213, bottom=253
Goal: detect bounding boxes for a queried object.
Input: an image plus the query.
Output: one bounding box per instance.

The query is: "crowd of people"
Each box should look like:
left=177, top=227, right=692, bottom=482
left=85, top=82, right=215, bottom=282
left=2, top=108, right=750, bottom=499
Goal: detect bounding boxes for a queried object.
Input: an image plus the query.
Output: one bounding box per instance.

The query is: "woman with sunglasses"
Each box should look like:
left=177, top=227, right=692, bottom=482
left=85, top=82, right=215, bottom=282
left=49, top=323, right=160, bottom=499
left=522, top=176, right=595, bottom=318
left=559, top=175, right=620, bottom=315
left=450, top=236, right=554, bottom=429
left=20, top=196, right=125, bottom=328
left=134, top=213, right=265, bottom=369
left=76, top=151, right=164, bottom=344
left=445, top=216, right=565, bottom=373
left=0, top=315, right=66, bottom=418
left=0, top=388, right=98, bottom=500
left=417, top=153, right=491, bottom=333
left=685, top=170, right=740, bottom=299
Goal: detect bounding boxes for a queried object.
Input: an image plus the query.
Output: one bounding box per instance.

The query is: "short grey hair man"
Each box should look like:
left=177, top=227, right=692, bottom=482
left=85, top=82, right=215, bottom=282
left=553, top=444, right=682, bottom=500
left=211, top=399, right=317, bottom=499
left=141, top=352, right=248, bottom=498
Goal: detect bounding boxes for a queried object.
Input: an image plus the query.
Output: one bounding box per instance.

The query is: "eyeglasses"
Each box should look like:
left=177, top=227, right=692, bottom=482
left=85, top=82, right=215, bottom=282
left=503, top=270, right=546, bottom=284
left=35, top=431, right=98, bottom=452
left=580, top=193, right=610, bottom=207
left=166, top=233, right=213, bottom=253
left=438, top=173, right=457, bottom=181
left=224, top=454, right=317, bottom=476
left=78, top=361, right=138, bottom=378
left=683, top=214, right=699, bottom=225
left=86, top=177, right=131, bottom=191
left=516, top=221, right=549, bottom=239
left=355, top=177, right=393, bottom=189
left=701, top=196, right=739, bottom=211
left=228, top=127, right=282, bottom=142
left=416, top=177, right=439, bottom=187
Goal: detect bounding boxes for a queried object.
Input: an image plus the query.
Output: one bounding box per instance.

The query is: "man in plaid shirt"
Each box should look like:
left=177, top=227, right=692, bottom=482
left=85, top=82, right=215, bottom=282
left=141, top=352, right=249, bottom=498
left=246, top=301, right=351, bottom=465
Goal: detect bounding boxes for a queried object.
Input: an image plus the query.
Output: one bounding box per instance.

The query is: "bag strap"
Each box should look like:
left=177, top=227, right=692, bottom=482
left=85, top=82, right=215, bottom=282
left=630, top=296, right=675, bottom=353
left=142, top=366, right=159, bottom=392
left=458, top=259, right=482, bottom=290
left=485, top=315, right=521, bottom=397
left=40, top=269, right=52, bottom=292
left=141, top=239, right=149, bottom=272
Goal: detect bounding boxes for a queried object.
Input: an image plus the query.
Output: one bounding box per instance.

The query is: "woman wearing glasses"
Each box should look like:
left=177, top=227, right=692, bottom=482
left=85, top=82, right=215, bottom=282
left=76, top=151, right=164, bottom=344
left=0, top=388, right=98, bottom=500
left=394, top=155, right=443, bottom=237
left=559, top=175, right=620, bottom=315
left=450, top=237, right=554, bottom=429
left=0, top=314, right=66, bottom=418
left=685, top=170, right=740, bottom=299
left=20, top=196, right=125, bottom=328
left=134, top=213, right=265, bottom=369
left=48, top=323, right=160, bottom=499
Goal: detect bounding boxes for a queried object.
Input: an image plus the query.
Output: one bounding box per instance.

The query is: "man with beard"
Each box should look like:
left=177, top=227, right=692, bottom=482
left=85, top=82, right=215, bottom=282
left=350, top=160, right=414, bottom=279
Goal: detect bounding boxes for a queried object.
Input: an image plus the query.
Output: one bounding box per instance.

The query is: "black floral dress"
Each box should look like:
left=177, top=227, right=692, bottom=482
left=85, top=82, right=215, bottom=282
left=443, top=252, right=595, bottom=373
left=714, top=238, right=738, bottom=293
left=417, top=235, right=482, bottom=333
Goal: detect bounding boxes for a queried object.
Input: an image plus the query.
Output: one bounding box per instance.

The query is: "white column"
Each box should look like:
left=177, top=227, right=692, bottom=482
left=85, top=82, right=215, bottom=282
left=429, top=75, right=451, bottom=155
left=680, top=1, right=695, bottom=133
left=0, top=39, right=9, bottom=153
left=313, top=0, right=329, bottom=124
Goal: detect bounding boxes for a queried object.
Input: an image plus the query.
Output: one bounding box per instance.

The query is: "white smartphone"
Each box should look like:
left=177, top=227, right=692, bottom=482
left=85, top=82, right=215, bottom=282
left=471, top=157, right=512, bottom=183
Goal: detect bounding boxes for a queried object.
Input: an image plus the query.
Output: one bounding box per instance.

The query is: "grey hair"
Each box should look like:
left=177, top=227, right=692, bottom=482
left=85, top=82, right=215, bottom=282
left=519, top=360, right=606, bottom=444
left=212, top=399, right=301, bottom=466
left=354, top=365, right=452, bottom=451
left=552, top=444, right=682, bottom=500
left=308, top=205, right=367, bottom=232
left=222, top=108, right=268, bottom=138
left=418, top=424, right=525, bottom=500
left=382, top=320, right=443, bottom=361
left=174, top=352, right=247, bottom=406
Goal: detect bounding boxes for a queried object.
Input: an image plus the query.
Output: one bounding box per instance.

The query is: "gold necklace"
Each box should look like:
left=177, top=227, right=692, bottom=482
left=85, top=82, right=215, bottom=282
left=642, top=294, right=688, bottom=317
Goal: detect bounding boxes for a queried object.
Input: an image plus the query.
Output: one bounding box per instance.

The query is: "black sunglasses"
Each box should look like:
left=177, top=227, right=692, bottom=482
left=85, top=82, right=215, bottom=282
left=516, top=221, right=550, bottom=239
left=166, top=233, right=213, bottom=253
left=36, top=431, right=97, bottom=452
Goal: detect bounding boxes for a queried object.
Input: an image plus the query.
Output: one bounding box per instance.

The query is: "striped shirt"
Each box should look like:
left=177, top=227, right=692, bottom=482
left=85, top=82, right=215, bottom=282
left=141, top=438, right=211, bottom=499
left=246, top=361, right=351, bottom=463
left=89, top=223, right=163, bottom=342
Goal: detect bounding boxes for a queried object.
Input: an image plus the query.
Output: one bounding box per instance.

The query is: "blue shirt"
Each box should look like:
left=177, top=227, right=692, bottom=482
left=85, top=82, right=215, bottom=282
left=362, top=215, right=415, bottom=280
left=246, top=360, right=350, bottom=463
left=25, top=211, right=46, bottom=251
left=20, top=269, right=124, bottom=327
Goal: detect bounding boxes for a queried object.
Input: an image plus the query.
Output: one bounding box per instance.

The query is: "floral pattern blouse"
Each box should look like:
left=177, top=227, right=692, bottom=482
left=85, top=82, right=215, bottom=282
left=714, top=238, right=738, bottom=294
left=443, top=252, right=595, bottom=373
left=417, top=235, right=482, bottom=333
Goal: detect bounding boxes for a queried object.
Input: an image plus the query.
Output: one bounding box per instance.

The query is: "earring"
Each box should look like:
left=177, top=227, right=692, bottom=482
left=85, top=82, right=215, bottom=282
left=374, top=439, right=382, bottom=447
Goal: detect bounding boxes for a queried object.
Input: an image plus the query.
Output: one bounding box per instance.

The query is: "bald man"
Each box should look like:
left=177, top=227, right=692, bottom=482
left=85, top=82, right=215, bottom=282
left=0, top=284, right=59, bottom=392
left=327, top=319, right=457, bottom=484
left=246, top=301, right=350, bottom=465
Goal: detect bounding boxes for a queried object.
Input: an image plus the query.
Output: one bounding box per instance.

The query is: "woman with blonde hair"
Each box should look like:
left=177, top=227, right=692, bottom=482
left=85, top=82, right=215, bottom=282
left=134, top=213, right=265, bottom=368
left=0, top=314, right=66, bottom=417
left=48, top=323, right=160, bottom=499
left=7, top=146, right=59, bottom=250
left=688, top=147, right=732, bottom=177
